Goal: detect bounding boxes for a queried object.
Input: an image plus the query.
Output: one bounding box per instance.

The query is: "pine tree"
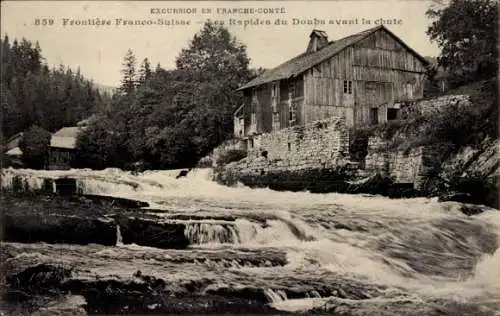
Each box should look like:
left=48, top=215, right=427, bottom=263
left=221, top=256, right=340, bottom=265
left=120, top=49, right=137, bottom=95
left=138, top=57, right=152, bottom=85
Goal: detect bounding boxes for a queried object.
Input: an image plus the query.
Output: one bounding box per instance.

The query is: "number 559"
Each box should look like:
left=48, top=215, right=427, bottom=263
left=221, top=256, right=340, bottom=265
left=34, top=19, right=54, bottom=26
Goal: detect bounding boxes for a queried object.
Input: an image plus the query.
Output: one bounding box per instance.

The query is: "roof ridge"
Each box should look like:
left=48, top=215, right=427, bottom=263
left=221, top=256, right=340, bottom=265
left=237, top=24, right=428, bottom=92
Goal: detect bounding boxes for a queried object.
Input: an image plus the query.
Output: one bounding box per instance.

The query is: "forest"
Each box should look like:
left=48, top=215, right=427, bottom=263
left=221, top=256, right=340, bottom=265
left=1, top=36, right=109, bottom=139
left=75, top=22, right=262, bottom=170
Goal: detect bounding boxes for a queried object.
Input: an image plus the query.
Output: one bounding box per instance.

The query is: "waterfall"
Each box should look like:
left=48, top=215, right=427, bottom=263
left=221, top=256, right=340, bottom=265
left=1, top=170, right=46, bottom=192
left=184, top=221, right=240, bottom=244
left=116, top=225, right=124, bottom=246
left=264, top=289, right=288, bottom=303
left=183, top=218, right=317, bottom=246
left=3, top=166, right=500, bottom=315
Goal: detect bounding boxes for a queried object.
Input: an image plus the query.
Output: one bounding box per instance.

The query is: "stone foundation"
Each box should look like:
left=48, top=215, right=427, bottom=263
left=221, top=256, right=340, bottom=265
left=244, top=116, right=350, bottom=170
left=363, top=137, right=443, bottom=190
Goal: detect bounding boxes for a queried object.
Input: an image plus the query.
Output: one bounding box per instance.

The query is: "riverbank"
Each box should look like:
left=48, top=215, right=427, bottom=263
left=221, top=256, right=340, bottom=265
left=214, top=164, right=498, bottom=210
left=212, top=80, right=498, bottom=209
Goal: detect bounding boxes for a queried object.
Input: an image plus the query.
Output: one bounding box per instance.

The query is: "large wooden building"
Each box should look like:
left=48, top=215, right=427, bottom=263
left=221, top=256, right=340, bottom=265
left=234, top=25, right=429, bottom=139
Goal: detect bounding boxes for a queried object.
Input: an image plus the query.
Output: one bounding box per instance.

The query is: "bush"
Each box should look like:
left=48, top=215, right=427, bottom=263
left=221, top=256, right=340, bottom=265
left=19, top=125, right=51, bottom=169
left=354, top=78, right=497, bottom=157
left=215, top=149, right=247, bottom=166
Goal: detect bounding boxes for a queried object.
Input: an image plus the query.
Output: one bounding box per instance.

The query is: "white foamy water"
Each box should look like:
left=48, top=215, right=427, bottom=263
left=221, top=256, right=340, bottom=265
left=2, top=167, right=500, bottom=312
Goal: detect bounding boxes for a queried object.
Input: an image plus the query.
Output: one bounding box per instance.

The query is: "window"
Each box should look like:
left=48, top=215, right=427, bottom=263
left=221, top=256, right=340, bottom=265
left=249, top=138, right=254, bottom=148
left=343, top=80, right=353, bottom=94
left=287, top=142, right=291, bottom=151
left=370, top=108, right=379, bottom=125
left=387, top=108, right=399, bottom=121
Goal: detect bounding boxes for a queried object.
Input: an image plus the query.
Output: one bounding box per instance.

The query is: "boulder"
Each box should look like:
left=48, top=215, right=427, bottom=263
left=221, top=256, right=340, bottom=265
left=176, top=169, right=190, bottom=179
left=439, top=191, right=474, bottom=204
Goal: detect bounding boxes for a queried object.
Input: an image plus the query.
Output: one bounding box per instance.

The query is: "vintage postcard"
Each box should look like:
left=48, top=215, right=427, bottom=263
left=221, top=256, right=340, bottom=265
left=1, top=0, right=498, bottom=315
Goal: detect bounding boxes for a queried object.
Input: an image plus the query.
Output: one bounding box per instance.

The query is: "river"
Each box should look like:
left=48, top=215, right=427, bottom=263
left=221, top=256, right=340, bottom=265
left=1, top=167, right=500, bottom=315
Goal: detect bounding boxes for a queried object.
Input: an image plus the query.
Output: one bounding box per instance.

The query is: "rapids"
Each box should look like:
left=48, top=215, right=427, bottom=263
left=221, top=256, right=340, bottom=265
left=2, top=167, right=500, bottom=314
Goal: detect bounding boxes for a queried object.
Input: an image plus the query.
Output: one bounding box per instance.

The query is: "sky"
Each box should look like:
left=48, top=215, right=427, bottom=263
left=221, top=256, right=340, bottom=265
left=1, top=1, right=442, bottom=87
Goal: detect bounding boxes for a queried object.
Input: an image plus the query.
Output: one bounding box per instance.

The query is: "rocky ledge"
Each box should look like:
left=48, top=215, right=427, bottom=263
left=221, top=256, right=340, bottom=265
left=1, top=192, right=189, bottom=249
left=3, top=242, right=498, bottom=315
left=1, top=242, right=378, bottom=315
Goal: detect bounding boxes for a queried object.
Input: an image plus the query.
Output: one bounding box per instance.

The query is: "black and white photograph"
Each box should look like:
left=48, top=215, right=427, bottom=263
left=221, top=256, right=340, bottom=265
left=0, top=0, right=499, bottom=315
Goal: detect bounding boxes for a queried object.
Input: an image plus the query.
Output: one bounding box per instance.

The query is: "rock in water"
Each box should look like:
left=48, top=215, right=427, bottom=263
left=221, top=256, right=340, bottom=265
left=176, top=169, right=190, bottom=179
left=439, top=191, right=474, bottom=204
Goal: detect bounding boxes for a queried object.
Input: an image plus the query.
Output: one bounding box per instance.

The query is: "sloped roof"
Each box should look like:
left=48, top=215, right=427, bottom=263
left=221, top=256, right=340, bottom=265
left=238, top=25, right=428, bottom=91
left=50, top=136, right=77, bottom=149
left=6, top=146, right=22, bottom=156
left=50, top=126, right=85, bottom=149
left=52, top=127, right=81, bottom=138
left=5, top=132, right=23, bottom=151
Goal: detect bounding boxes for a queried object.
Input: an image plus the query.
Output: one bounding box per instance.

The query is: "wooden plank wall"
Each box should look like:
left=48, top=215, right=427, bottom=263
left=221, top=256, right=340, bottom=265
left=276, top=76, right=305, bottom=129
left=303, top=47, right=355, bottom=125
left=279, top=80, right=290, bottom=129
left=259, top=84, right=272, bottom=133
left=353, top=29, right=426, bottom=106
left=302, top=29, right=426, bottom=127
left=242, top=91, right=252, bottom=136
left=244, top=84, right=272, bottom=134
left=242, top=28, right=427, bottom=132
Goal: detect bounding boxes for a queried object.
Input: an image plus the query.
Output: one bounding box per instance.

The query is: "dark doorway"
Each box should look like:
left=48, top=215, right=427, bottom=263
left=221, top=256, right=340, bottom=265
left=387, top=108, right=399, bottom=121
left=370, top=108, right=379, bottom=125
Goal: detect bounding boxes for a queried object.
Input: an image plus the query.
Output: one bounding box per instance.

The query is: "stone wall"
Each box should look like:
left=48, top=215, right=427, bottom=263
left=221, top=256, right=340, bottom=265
left=243, top=116, right=349, bottom=171
left=219, top=93, right=481, bottom=194
left=401, top=94, right=471, bottom=118
left=364, top=136, right=443, bottom=189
